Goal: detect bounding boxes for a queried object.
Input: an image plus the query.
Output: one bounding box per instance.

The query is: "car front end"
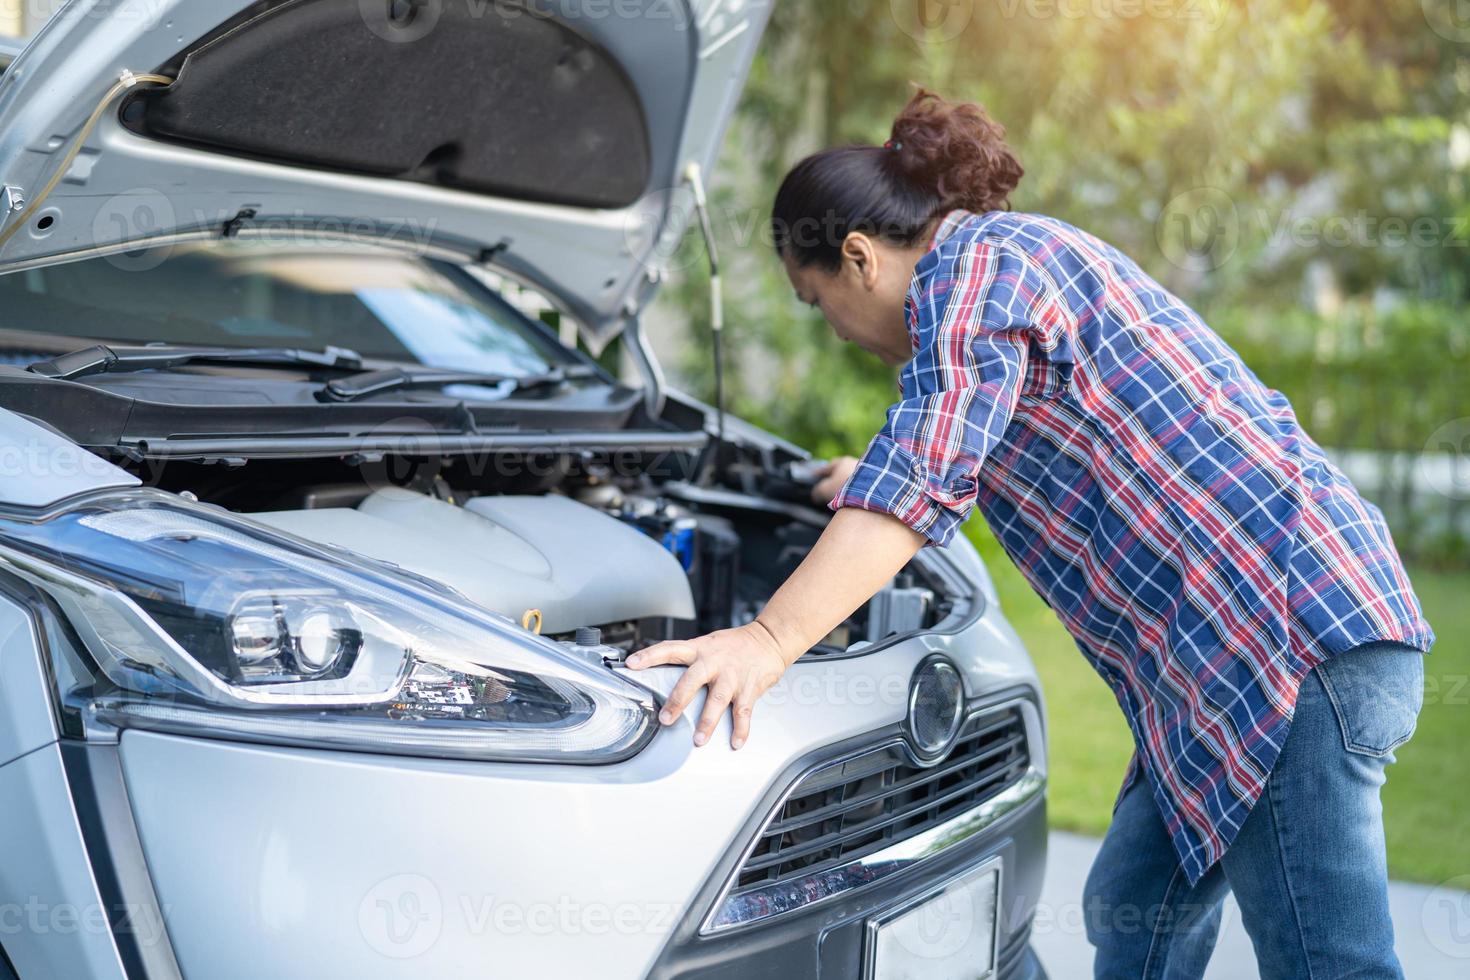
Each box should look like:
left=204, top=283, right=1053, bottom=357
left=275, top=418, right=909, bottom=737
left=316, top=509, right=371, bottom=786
left=0, top=387, right=1047, bottom=978
left=0, top=2, right=1047, bottom=977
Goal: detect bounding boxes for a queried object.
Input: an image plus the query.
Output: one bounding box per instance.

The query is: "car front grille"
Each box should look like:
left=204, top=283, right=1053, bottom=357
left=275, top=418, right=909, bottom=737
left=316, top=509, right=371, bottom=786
left=730, top=706, right=1031, bottom=902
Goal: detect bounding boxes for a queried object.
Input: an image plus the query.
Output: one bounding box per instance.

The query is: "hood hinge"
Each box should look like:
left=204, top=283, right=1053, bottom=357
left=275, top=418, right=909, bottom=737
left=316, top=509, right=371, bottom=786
left=621, top=314, right=666, bottom=421
left=1, top=186, right=25, bottom=230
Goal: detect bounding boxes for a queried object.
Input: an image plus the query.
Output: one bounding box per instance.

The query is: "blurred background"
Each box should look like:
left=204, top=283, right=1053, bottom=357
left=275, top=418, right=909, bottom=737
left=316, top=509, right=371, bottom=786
left=639, top=0, right=1470, bottom=888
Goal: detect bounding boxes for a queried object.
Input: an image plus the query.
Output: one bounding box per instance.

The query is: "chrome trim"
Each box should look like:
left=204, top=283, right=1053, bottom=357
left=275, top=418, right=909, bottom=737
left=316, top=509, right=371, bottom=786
left=862, top=855, right=1004, bottom=980
left=704, top=767, right=1041, bottom=935
left=700, top=700, right=1043, bottom=936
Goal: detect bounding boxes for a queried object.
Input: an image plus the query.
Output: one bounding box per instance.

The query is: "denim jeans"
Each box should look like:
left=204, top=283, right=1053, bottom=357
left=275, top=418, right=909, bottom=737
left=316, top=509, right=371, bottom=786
left=1083, top=641, right=1425, bottom=979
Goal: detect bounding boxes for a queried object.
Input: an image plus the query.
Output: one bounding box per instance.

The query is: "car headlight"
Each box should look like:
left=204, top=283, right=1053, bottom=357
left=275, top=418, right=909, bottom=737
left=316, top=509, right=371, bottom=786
left=0, top=489, right=658, bottom=763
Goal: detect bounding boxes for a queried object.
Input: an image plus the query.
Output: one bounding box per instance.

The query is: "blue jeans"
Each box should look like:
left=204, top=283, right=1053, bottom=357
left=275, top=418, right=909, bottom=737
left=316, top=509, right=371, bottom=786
left=1083, top=641, right=1425, bottom=979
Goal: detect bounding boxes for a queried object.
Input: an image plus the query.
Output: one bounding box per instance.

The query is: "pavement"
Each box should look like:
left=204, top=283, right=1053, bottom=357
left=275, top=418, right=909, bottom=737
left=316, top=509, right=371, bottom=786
left=1031, top=832, right=1470, bottom=979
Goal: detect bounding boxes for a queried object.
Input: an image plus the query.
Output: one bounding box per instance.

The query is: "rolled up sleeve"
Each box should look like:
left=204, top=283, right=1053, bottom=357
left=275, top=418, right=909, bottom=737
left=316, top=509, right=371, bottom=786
left=831, top=239, right=1061, bottom=547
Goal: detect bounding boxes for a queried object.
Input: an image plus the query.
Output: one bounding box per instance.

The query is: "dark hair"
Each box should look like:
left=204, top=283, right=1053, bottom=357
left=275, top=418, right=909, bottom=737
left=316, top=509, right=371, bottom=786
left=771, top=89, right=1023, bottom=270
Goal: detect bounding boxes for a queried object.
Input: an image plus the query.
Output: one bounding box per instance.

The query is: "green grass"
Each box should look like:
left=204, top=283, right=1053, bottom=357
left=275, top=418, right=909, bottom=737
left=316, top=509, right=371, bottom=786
left=1379, top=570, right=1470, bottom=884
left=963, top=522, right=1470, bottom=884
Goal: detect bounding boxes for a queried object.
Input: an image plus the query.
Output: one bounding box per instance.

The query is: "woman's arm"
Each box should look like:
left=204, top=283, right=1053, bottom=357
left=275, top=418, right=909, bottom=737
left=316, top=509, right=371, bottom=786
left=625, top=506, right=924, bottom=749
left=630, top=241, right=1053, bottom=750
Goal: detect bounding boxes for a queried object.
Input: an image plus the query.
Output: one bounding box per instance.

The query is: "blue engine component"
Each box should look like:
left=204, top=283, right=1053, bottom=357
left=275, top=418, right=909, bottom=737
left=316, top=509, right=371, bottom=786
left=615, top=501, right=740, bottom=632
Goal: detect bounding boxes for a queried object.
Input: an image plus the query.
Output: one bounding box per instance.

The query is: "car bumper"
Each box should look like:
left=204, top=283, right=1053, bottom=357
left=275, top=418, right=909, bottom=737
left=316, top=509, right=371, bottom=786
left=645, top=772, right=1048, bottom=979
left=0, top=586, right=1047, bottom=979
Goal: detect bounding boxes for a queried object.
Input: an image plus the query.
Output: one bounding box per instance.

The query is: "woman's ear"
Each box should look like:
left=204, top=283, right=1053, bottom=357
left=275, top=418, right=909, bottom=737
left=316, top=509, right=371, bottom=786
left=840, top=232, right=881, bottom=291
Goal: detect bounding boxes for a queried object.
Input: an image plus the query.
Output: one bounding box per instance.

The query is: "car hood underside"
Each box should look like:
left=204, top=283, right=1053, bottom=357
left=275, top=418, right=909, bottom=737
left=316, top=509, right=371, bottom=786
left=0, top=0, right=771, bottom=345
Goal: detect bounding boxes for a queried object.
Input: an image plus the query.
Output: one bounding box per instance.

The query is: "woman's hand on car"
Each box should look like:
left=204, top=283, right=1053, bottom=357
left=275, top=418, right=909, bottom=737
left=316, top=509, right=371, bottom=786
left=626, top=622, right=791, bottom=751
left=810, top=455, right=860, bottom=505
left=626, top=508, right=926, bottom=753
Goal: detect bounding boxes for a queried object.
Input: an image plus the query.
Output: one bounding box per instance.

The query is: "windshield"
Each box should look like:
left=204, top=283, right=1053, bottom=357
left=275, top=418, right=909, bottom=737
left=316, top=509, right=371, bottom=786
left=0, top=241, right=571, bottom=377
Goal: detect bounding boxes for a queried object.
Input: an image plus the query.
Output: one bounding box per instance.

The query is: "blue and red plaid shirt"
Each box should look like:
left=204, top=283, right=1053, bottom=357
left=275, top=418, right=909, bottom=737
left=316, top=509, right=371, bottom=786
left=833, top=209, right=1434, bottom=882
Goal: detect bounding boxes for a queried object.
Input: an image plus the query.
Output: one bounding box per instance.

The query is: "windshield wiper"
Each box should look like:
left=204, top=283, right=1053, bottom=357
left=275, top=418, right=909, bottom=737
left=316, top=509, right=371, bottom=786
left=315, top=364, right=598, bottom=403
left=28, top=343, right=363, bottom=381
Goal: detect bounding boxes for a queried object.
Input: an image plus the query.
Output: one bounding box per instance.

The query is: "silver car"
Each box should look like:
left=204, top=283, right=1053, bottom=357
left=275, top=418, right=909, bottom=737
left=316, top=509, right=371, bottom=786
left=0, top=2, right=1048, bottom=977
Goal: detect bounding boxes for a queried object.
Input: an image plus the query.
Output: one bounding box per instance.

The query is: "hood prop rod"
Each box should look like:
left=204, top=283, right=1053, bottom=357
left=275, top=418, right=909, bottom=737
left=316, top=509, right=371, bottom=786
left=682, top=162, right=726, bottom=486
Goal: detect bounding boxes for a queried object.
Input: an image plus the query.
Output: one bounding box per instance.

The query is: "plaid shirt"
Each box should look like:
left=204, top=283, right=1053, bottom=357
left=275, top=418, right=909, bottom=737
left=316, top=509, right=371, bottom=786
left=833, top=209, right=1434, bottom=882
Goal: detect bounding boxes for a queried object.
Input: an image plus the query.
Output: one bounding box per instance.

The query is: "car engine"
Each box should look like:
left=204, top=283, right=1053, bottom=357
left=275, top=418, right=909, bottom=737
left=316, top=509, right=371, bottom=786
left=236, top=476, right=959, bottom=660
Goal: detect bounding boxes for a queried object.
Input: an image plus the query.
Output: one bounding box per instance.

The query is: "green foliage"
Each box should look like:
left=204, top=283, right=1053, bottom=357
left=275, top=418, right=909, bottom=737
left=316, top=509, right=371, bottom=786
left=1210, top=301, right=1470, bottom=454
left=652, top=0, right=1470, bottom=564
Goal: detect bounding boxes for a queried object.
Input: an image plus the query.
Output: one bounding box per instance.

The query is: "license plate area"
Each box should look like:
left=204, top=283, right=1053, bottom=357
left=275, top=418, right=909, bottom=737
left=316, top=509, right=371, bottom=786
left=865, top=857, right=1002, bottom=980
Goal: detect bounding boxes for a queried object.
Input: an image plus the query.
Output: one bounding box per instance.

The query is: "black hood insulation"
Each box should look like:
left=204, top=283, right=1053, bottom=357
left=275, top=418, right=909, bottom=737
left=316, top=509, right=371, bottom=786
left=121, top=0, right=653, bottom=209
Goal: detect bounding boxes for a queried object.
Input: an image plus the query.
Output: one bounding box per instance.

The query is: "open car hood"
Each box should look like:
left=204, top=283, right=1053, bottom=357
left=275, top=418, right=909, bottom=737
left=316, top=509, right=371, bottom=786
left=0, top=0, right=769, bottom=347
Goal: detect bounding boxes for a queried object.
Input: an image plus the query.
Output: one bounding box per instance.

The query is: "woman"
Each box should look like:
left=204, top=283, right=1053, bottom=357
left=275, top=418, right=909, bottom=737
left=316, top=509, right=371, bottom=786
left=628, top=91, right=1432, bottom=978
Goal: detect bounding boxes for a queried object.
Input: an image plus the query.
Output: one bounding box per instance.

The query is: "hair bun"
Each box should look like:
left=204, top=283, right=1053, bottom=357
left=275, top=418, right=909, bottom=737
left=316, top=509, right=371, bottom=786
left=889, top=89, right=1023, bottom=214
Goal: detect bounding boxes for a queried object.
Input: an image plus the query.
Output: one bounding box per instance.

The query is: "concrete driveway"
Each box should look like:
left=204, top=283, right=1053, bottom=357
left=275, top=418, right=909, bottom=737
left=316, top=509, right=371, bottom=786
left=1033, top=832, right=1470, bottom=979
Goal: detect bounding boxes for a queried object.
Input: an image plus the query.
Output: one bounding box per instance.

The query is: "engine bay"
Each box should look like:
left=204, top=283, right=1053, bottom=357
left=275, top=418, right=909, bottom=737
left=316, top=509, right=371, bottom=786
left=146, top=452, right=970, bottom=662
left=0, top=348, right=979, bottom=665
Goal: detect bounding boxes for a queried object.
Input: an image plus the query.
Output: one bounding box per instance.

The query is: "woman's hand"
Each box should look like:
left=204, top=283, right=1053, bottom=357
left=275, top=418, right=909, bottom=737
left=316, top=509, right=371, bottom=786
left=625, top=622, right=790, bottom=750
left=810, top=455, right=859, bottom=505
left=626, top=508, right=926, bottom=752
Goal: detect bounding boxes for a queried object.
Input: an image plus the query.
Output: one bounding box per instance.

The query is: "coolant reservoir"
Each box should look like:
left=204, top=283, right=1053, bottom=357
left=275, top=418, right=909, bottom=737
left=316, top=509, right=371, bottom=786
left=253, top=488, right=696, bottom=633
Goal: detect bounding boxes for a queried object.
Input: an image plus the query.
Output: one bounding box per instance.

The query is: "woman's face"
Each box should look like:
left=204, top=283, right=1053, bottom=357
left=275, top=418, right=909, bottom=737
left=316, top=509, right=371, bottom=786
left=781, top=232, right=923, bottom=367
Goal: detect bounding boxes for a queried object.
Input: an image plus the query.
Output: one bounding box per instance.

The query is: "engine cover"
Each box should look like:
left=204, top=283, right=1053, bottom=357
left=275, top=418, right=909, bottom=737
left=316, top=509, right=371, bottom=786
left=253, top=487, right=695, bottom=633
